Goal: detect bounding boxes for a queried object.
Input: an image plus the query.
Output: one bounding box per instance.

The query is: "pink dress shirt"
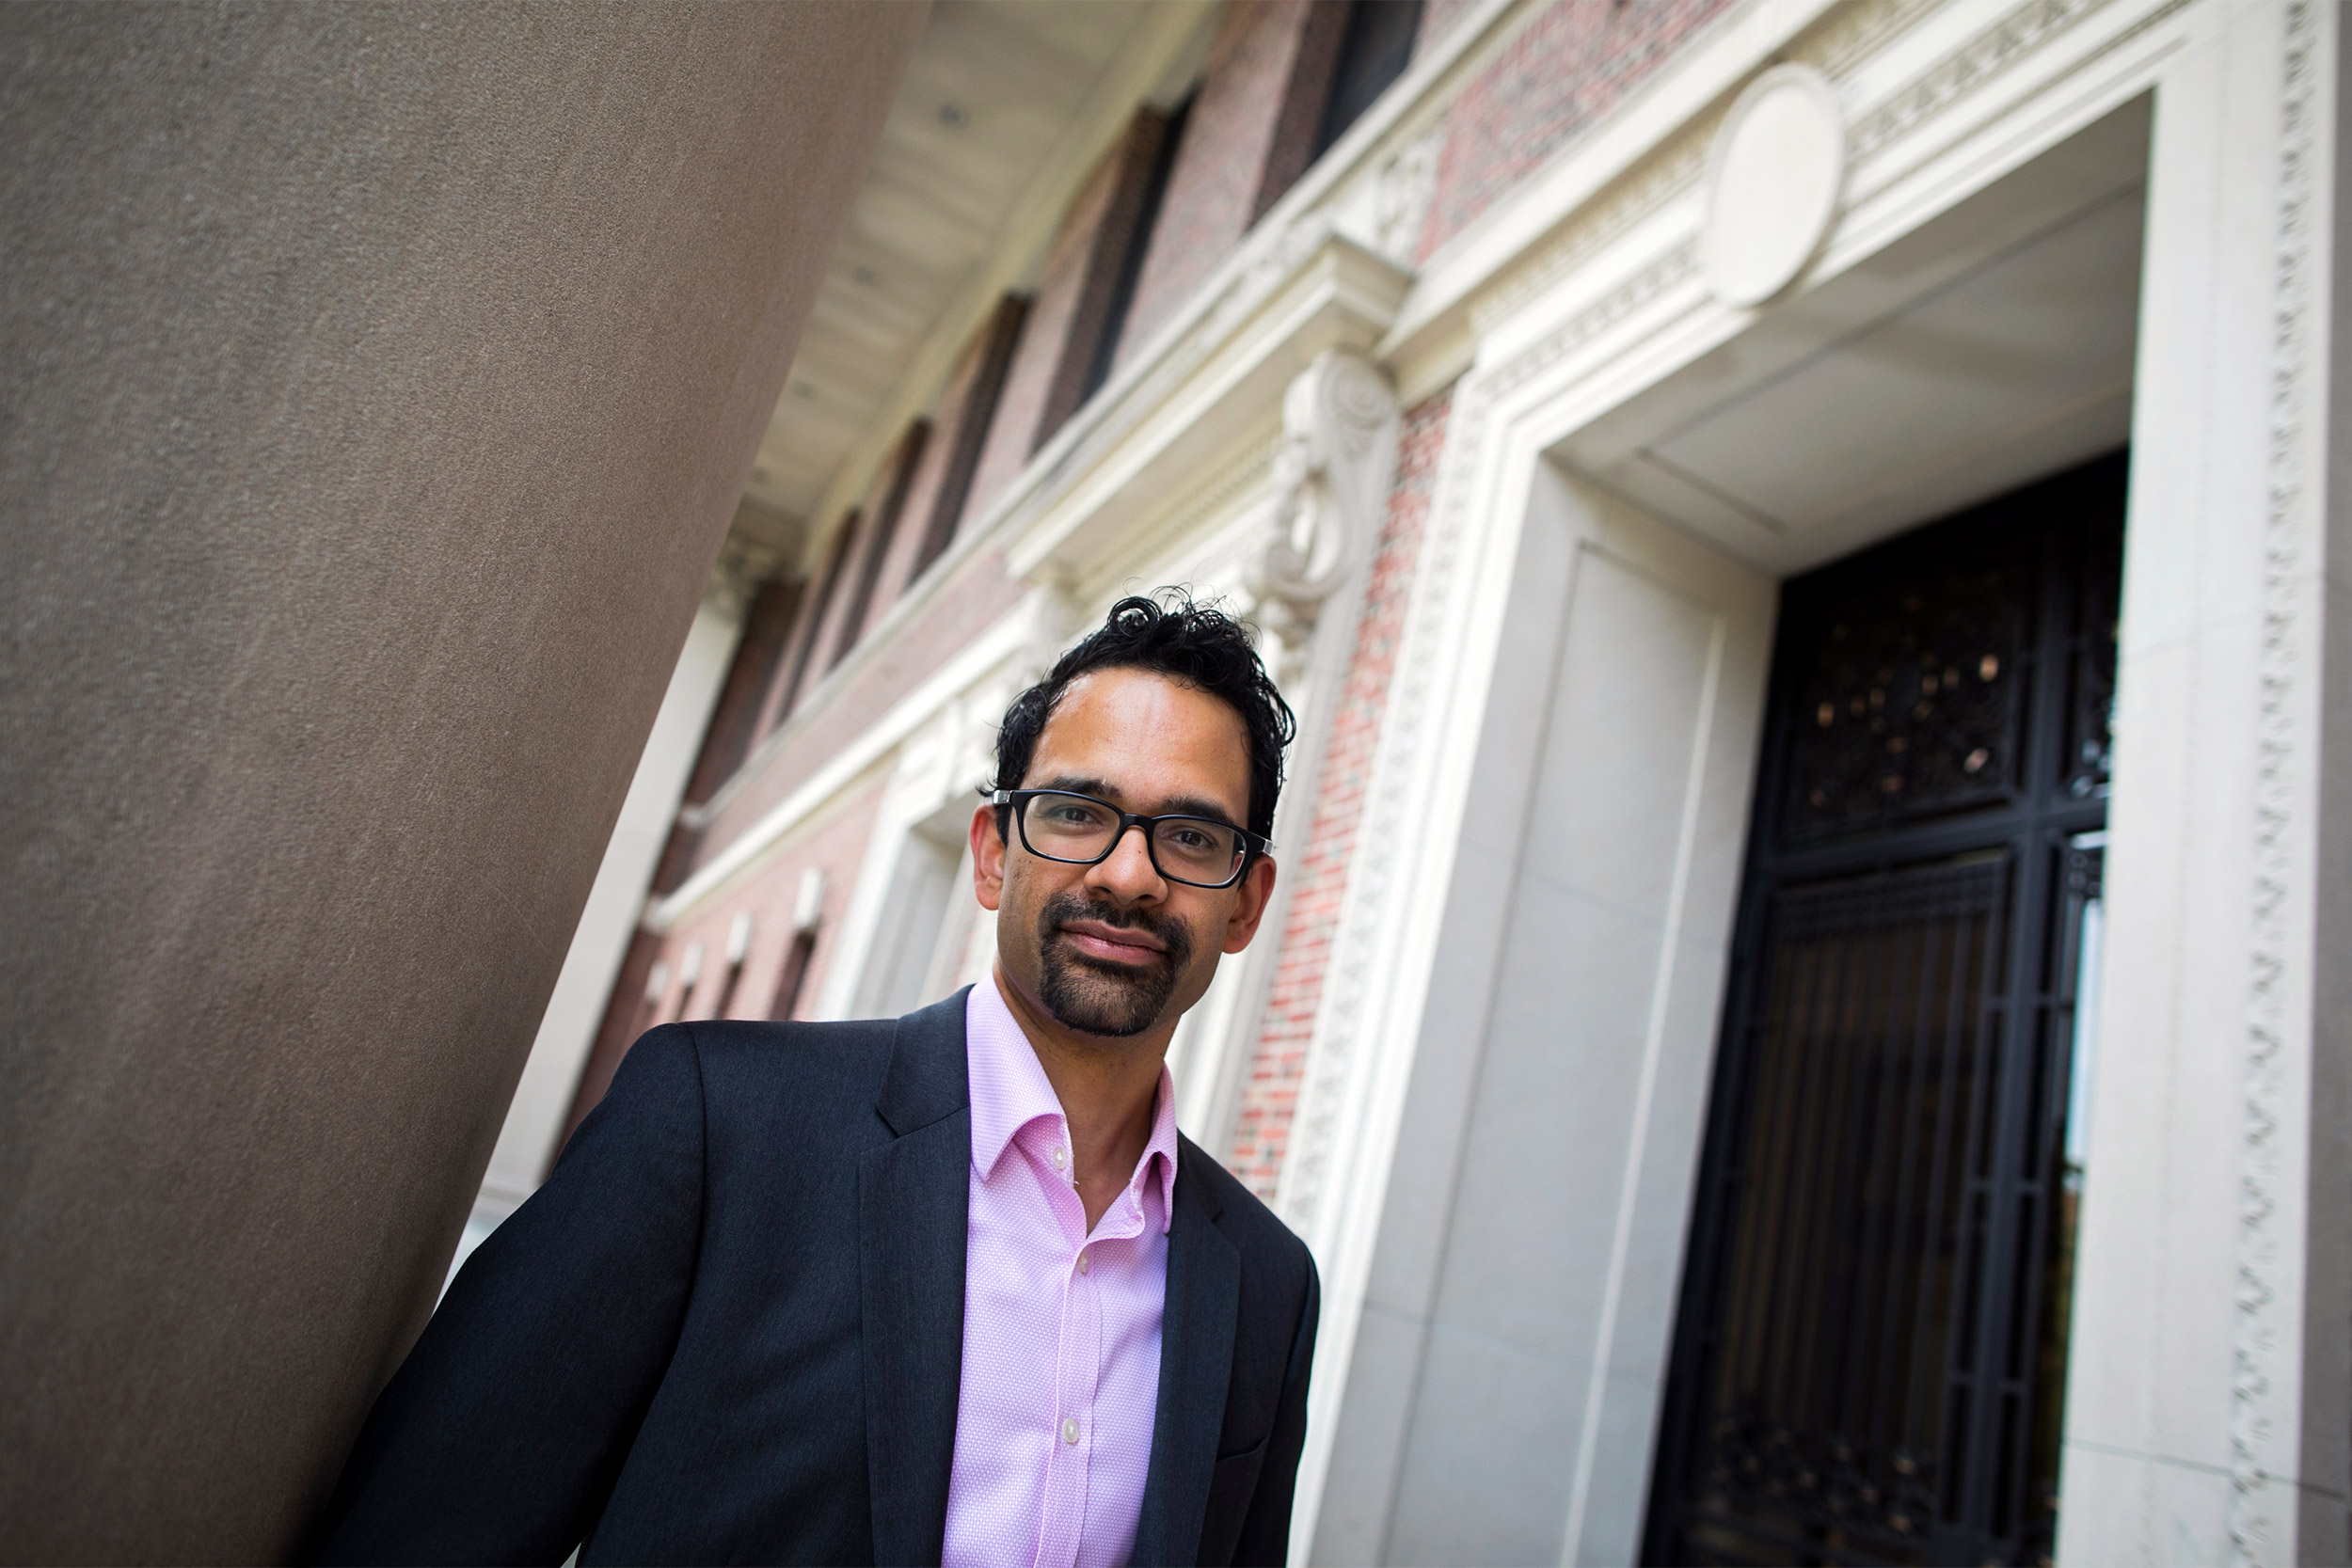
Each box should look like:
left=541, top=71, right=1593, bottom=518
left=940, top=974, right=1179, bottom=1568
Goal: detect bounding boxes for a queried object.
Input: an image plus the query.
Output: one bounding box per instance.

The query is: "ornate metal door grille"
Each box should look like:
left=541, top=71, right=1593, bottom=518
left=1644, top=454, right=2124, bottom=1567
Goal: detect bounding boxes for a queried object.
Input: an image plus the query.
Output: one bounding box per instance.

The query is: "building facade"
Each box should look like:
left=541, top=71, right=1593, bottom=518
left=469, top=1, right=2352, bottom=1562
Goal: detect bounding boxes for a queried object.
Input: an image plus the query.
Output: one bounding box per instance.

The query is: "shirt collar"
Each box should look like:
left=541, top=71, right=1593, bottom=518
left=965, top=974, right=1181, bottom=1230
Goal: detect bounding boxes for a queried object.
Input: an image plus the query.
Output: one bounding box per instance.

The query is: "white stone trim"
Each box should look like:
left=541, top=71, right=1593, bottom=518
left=2230, top=2, right=2329, bottom=1560
left=1277, top=0, right=2220, bottom=1558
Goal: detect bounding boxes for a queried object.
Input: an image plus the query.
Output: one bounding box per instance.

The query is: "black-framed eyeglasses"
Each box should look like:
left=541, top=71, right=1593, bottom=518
left=992, top=788, right=1269, bottom=889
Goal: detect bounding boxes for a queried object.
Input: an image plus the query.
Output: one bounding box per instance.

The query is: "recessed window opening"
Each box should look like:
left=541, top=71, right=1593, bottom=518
left=775, top=515, right=857, bottom=723
left=910, top=294, right=1029, bottom=583
left=639, top=960, right=670, bottom=1033
left=672, top=942, right=705, bottom=1022
left=771, top=867, right=827, bottom=1021
left=712, top=911, right=754, bottom=1020
left=853, top=809, right=971, bottom=1020
left=770, top=931, right=818, bottom=1022
left=1315, top=0, right=1422, bottom=160
left=1082, top=93, right=1194, bottom=405
left=831, top=421, right=930, bottom=668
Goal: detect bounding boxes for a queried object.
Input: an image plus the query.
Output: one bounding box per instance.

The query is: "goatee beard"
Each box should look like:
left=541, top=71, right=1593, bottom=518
left=1034, top=891, right=1193, bottom=1037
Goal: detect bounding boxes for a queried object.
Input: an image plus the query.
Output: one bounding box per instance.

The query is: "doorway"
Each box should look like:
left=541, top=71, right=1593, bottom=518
left=1645, top=453, right=2124, bottom=1566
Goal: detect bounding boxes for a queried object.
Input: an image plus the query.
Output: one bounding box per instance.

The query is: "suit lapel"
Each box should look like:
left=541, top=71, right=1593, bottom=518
left=1134, top=1138, right=1241, bottom=1568
left=860, top=991, right=973, bottom=1568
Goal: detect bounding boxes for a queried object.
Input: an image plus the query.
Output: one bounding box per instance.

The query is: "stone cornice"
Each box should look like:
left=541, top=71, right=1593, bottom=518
left=1006, top=231, right=1412, bottom=581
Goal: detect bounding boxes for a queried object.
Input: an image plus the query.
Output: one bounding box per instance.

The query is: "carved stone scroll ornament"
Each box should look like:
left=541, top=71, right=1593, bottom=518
left=1247, top=349, right=1400, bottom=666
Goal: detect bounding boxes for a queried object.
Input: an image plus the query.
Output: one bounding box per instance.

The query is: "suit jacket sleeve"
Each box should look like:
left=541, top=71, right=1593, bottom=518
left=312, top=1025, right=707, bottom=1566
left=1229, top=1252, right=1320, bottom=1568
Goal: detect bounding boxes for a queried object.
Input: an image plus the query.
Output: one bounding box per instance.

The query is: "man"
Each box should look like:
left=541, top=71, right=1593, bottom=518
left=315, top=594, right=1320, bottom=1567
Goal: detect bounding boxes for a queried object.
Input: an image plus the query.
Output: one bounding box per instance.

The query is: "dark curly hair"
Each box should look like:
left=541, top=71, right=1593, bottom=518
left=992, top=592, right=1297, bottom=849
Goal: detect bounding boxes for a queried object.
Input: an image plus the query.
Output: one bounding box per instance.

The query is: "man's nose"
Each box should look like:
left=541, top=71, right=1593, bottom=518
left=1087, top=822, right=1165, bottom=899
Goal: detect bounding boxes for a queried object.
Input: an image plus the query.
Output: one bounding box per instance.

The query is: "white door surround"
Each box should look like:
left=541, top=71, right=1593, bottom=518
left=1289, top=3, right=2352, bottom=1563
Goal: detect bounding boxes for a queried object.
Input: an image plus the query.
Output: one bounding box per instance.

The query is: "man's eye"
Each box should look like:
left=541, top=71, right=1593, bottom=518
left=1167, top=827, right=1217, bottom=851
left=1043, top=803, right=1104, bottom=826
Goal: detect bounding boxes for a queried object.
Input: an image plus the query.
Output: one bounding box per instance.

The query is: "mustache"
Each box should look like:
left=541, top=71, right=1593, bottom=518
left=1041, top=891, right=1188, bottom=958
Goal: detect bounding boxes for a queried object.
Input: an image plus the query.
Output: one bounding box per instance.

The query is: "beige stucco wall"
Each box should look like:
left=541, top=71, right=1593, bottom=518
left=0, top=5, right=919, bottom=1559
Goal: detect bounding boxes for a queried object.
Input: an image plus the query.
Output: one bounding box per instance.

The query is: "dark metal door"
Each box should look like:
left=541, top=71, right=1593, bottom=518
left=1644, top=454, right=2124, bottom=1568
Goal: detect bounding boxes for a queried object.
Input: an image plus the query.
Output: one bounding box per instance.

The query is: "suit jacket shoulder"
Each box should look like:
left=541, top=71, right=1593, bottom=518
left=1174, top=1134, right=1311, bottom=1283
left=663, top=1015, right=899, bottom=1148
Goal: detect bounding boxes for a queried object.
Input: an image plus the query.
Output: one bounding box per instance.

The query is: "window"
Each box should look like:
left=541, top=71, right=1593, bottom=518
left=770, top=931, right=817, bottom=1022
left=850, top=807, right=974, bottom=1020
left=711, top=911, right=753, bottom=1020
left=1082, top=95, right=1193, bottom=405
left=771, top=510, right=857, bottom=724
left=1315, top=0, right=1423, bottom=158
left=830, top=421, right=930, bottom=668
left=910, top=294, right=1028, bottom=581
left=771, top=866, right=827, bottom=1022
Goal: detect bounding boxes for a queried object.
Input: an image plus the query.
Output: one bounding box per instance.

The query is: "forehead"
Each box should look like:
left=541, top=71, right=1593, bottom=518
left=1027, top=668, right=1251, bottom=815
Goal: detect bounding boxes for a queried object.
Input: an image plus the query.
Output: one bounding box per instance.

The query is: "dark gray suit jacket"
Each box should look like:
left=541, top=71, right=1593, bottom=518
left=313, top=989, right=1320, bottom=1566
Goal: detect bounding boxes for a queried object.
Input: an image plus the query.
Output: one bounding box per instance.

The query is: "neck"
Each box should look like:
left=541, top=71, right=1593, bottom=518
left=991, top=965, right=1169, bottom=1231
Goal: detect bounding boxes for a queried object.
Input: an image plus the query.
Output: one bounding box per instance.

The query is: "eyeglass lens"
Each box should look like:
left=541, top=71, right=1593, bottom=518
left=1019, top=791, right=1243, bottom=885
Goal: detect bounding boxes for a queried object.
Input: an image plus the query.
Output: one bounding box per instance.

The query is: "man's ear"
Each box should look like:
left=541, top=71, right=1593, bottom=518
left=1220, top=854, right=1279, bottom=955
left=969, top=801, right=1007, bottom=912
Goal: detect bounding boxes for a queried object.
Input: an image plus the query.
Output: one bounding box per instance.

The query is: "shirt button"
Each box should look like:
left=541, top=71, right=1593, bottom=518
left=1051, top=1147, right=1067, bottom=1171
left=1076, top=1250, right=1089, bottom=1275
left=1062, top=1417, right=1079, bottom=1446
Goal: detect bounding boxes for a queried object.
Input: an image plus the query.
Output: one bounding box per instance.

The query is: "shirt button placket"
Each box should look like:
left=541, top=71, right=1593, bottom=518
left=1040, top=1240, right=1088, bottom=1568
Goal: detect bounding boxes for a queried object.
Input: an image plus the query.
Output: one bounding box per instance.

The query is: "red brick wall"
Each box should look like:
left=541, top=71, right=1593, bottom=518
left=1227, top=385, right=1452, bottom=1196
left=1417, top=0, right=1738, bottom=261
left=1118, top=0, right=1346, bottom=366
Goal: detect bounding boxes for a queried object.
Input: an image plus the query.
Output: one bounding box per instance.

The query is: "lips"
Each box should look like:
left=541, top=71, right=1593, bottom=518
left=1057, top=919, right=1168, bottom=966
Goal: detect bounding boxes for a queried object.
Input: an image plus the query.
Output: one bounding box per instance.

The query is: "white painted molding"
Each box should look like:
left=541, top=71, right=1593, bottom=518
left=1703, top=64, right=1846, bottom=306
left=1007, top=233, right=1413, bottom=582
left=2228, top=3, right=2328, bottom=1560
left=1249, top=349, right=1401, bottom=660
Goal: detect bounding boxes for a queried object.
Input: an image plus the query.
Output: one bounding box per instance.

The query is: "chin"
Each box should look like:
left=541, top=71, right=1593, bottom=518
left=1041, top=958, right=1177, bottom=1039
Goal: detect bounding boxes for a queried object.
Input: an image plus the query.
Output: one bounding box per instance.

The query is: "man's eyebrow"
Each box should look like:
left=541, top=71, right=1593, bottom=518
left=1031, top=775, right=1246, bottom=832
left=1034, top=772, right=1116, bottom=800
left=1157, top=794, right=1244, bottom=830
